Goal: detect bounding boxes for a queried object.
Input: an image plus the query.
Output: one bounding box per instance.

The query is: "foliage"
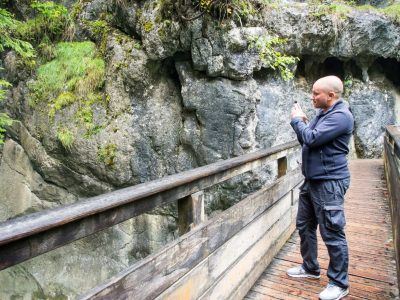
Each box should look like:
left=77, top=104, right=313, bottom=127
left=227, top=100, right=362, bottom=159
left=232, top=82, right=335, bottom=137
left=98, top=143, right=117, bottom=166
left=0, top=8, right=31, bottom=145
left=0, top=8, right=36, bottom=62
left=28, top=42, right=106, bottom=142
left=83, top=15, right=112, bottom=55
left=177, top=0, right=269, bottom=24
left=249, top=36, right=299, bottom=81
left=18, top=1, right=74, bottom=46
left=380, top=3, right=400, bottom=23
left=308, top=0, right=400, bottom=23
left=0, top=79, right=13, bottom=145
left=57, top=127, right=74, bottom=149
left=309, top=1, right=352, bottom=19
left=0, top=113, right=12, bottom=145
left=0, top=79, right=11, bottom=101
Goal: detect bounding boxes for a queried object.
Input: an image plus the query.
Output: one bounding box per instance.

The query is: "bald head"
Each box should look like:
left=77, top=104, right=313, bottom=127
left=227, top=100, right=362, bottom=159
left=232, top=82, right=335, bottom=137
left=314, top=76, right=343, bottom=99
left=311, top=76, right=344, bottom=111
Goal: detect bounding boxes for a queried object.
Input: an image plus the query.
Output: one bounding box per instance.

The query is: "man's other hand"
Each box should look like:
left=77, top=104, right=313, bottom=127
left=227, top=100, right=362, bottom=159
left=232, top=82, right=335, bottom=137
left=291, top=103, right=308, bottom=122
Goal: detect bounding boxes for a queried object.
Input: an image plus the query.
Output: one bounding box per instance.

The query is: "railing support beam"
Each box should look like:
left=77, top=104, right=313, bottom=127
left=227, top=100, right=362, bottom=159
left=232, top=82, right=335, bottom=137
left=178, top=191, right=205, bottom=235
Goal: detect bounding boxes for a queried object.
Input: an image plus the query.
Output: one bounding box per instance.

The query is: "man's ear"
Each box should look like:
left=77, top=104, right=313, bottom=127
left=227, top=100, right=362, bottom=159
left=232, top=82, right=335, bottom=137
left=328, top=91, right=335, bottom=99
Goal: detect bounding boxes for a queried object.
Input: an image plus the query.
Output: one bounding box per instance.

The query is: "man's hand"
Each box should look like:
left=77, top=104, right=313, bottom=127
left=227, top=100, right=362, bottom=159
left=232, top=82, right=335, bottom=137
left=291, top=103, right=308, bottom=123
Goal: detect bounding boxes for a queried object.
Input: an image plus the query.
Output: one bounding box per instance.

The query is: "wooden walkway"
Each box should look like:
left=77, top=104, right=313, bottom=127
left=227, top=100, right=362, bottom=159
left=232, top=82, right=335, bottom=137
left=245, top=159, right=400, bottom=299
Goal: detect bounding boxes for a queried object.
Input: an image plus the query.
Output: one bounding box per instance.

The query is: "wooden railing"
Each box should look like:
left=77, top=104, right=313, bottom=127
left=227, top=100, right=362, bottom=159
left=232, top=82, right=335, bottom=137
left=384, top=125, right=400, bottom=290
left=0, top=140, right=302, bottom=299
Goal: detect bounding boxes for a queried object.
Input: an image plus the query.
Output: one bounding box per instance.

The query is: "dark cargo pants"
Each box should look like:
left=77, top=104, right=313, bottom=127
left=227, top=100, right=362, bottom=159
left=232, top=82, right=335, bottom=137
left=297, top=178, right=350, bottom=289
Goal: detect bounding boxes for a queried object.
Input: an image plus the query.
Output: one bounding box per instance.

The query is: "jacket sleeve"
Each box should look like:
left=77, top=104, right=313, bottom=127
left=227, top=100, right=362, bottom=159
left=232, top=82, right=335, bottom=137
left=290, top=112, right=352, bottom=148
left=290, top=117, right=304, bottom=146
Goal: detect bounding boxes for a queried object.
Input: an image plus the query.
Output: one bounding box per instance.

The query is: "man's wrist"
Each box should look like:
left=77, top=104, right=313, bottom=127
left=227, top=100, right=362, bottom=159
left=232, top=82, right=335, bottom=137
left=291, top=116, right=303, bottom=123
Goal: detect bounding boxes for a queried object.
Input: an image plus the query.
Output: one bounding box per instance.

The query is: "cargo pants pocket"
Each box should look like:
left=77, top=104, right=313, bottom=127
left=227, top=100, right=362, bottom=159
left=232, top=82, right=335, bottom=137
left=323, top=205, right=346, bottom=231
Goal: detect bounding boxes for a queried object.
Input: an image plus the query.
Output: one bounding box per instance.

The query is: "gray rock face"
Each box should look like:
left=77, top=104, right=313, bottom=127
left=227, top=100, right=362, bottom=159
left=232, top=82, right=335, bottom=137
left=255, top=77, right=314, bottom=148
left=0, top=138, right=78, bottom=222
left=177, top=62, right=260, bottom=163
left=264, top=4, right=400, bottom=60
left=348, top=80, right=396, bottom=158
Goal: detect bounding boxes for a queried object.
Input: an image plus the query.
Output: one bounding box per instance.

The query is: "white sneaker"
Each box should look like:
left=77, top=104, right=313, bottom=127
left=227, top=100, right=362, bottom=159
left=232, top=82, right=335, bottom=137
left=286, top=265, right=321, bottom=279
left=319, top=283, right=349, bottom=300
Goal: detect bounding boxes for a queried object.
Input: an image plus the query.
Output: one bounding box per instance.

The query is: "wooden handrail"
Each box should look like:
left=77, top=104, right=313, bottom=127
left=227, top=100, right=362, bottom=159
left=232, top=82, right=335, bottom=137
left=0, top=140, right=299, bottom=270
left=386, top=125, right=400, bottom=158
left=384, top=125, right=400, bottom=290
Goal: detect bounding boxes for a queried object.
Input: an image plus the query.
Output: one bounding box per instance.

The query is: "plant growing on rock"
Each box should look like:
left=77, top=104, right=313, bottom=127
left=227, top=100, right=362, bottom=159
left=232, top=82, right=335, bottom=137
left=0, top=79, right=13, bottom=145
left=98, top=143, right=117, bottom=167
left=249, top=35, right=299, bottom=81
left=0, top=8, right=37, bottom=144
left=28, top=41, right=106, bottom=140
left=17, top=1, right=74, bottom=46
left=57, top=126, right=75, bottom=149
left=177, top=0, right=265, bottom=23
left=309, top=2, right=352, bottom=20
left=0, top=8, right=36, bottom=65
left=380, top=3, right=400, bottom=23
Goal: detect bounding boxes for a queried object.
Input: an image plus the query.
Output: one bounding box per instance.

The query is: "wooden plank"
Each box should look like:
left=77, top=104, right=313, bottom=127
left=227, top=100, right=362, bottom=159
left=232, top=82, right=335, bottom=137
left=218, top=222, right=295, bottom=300
left=0, top=143, right=300, bottom=270
left=79, top=170, right=303, bottom=299
left=246, top=159, right=400, bottom=300
left=266, top=263, right=395, bottom=299
left=151, top=195, right=292, bottom=300
left=271, top=258, right=398, bottom=292
left=162, top=197, right=291, bottom=299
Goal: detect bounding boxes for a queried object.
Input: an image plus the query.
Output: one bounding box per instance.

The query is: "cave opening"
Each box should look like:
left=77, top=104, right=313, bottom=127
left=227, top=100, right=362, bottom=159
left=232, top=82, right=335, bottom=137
left=295, top=56, right=345, bottom=80
left=295, top=56, right=364, bottom=83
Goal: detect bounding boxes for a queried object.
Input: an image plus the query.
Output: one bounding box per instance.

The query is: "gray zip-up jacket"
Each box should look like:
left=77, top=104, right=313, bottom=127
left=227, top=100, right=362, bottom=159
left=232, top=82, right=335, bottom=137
left=290, top=100, right=354, bottom=180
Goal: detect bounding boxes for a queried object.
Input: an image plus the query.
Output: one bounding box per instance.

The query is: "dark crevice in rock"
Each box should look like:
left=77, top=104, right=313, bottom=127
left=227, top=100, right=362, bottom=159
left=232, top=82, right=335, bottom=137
left=162, top=57, right=181, bottom=86
left=172, top=58, right=204, bottom=168
left=319, top=57, right=345, bottom=79
left=252, top=68, right=276, bottom=81
left=369, top=57, right=400, bottom=88
left=344, top=59, right=364, bottom=81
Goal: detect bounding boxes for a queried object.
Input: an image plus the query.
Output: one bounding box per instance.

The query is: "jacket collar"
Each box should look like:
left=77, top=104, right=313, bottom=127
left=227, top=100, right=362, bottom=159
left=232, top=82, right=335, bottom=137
left=318, top=99, right=343, bottom=116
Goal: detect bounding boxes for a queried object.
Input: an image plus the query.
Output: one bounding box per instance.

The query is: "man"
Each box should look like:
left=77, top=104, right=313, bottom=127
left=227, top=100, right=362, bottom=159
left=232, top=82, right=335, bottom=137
left=287, top=76, right=354, bottom=300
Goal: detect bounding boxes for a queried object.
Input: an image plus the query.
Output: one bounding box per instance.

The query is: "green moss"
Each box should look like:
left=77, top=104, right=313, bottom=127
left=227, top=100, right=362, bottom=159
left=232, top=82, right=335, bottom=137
left=57, top=127, right=74, bottom=149
left=98, top=143, right=117, bottom=166
left=84, top=19, right=111, bottom=55
left=87, top=20, right=109, bottom=36
left=380, top=3, right=400, bottom=23
left=49, top=91, right=76, bottom=119
left=310, top=2, right=352, bottom=19
left=144, top=21, right=154, bottom=32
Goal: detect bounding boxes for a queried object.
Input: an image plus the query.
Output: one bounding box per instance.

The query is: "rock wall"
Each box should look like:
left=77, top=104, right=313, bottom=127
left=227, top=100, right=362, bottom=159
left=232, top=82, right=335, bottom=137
left=0, top=0, right=399, bottom=297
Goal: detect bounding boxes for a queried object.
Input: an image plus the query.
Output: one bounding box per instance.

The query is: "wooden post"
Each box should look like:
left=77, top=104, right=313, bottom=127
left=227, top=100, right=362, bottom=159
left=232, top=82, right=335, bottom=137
left=178, top=191, right=205, bottom=235
left=278, top=156, right=287, bottom=178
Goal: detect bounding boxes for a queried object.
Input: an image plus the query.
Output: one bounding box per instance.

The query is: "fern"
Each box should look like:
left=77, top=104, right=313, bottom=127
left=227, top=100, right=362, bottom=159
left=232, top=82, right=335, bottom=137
left=0, top=8, right=35, bottom=60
